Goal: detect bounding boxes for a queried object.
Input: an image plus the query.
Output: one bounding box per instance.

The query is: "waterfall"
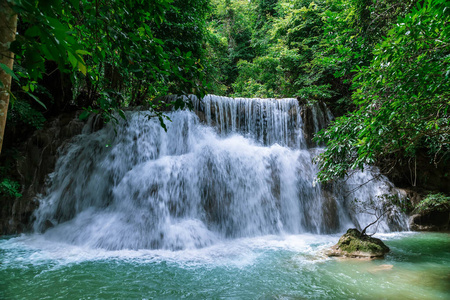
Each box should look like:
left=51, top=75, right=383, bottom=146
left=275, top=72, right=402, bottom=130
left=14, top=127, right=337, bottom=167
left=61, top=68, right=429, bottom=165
left=32, top=95, right=408, bottom=250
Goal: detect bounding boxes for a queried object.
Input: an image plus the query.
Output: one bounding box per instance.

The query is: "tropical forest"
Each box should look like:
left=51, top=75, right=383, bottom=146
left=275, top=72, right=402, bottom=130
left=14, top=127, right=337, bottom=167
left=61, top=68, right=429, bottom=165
left=0, top=0, right=449, bottom=299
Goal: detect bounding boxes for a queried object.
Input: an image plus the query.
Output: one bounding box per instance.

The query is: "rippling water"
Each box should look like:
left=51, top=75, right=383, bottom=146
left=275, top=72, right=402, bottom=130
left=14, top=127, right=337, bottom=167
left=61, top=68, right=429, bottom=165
left=1, top=232, right=449, bottom=299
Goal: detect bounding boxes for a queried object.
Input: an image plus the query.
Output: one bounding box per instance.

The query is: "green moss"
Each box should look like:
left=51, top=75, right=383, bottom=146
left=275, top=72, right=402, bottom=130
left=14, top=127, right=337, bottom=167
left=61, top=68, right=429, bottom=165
left=335, top=228, right=390, bottom=257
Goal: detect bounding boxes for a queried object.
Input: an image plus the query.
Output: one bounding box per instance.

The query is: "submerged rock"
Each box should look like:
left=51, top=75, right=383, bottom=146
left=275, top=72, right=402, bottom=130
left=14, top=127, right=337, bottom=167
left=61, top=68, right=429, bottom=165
left=368, top=264, right=393, bottom=273
left=326, top=228, right=390, bottom=258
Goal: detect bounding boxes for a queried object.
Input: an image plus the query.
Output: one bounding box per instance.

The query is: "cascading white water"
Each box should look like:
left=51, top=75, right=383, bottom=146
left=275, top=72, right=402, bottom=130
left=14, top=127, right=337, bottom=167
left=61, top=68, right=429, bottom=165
left=32, top=95, right=408, bottom=250
left=194, top=95, right=305, bottom=148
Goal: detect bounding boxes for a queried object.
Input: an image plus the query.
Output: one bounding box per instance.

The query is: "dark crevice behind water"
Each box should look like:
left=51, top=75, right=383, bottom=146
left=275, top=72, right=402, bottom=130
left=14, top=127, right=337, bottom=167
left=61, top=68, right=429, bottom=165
left=32, top=95, right=408, bottom=250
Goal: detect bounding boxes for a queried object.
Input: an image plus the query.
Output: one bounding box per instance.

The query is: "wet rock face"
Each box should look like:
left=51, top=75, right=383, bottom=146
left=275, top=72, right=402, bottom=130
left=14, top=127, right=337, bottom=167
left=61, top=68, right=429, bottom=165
left=299, top=101, right=332, bottom=148
left=396, top=188, right=450, bottom=232
left=321, top=187, right=340, bottom=232
left=327, top=228, right=390, bottom=258
left=1, top=111, right=87, bottom=234
left=409, top=211, right=450, bottom=231
left=387, top=155, right=450, bottom=194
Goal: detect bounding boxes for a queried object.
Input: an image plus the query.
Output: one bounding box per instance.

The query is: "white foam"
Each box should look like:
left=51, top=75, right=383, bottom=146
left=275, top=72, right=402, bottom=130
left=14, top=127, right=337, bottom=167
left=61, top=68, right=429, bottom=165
left=29, top=96, right=408, bottom=251
left=0, top=233, right=343, bottom=270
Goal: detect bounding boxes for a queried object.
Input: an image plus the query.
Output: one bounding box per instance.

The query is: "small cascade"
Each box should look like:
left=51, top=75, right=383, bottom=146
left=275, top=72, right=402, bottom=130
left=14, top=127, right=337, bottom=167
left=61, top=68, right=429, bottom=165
left=342, top=170, right=409, bottom=233
left=193, top=95, right=308, bottom=148
left=32, top=95, right=407, bottom=250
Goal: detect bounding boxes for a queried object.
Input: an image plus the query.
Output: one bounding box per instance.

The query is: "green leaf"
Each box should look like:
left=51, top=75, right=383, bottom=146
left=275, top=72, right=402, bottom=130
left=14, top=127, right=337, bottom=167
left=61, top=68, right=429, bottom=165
left=25, top=26, right=40, bottom=37
left=159, top=115, right=167, bottom=132
left=0, top=63, right=19, bottom=81
left=68, top=51, right=77, bottom=68
left=75, top=50, right=91, bottom=56
left=26, top=92, right=47, bottom=109
left=77, top=58, right=87, bottom=75
left=118, top=109, right=126, bottom=120
left=79, top=110, right=91, bottom=120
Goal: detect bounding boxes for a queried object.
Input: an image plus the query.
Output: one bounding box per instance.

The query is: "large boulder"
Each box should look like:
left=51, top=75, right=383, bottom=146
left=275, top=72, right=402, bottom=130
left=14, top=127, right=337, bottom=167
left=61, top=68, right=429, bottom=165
left=326, top=228, right=390, bottom=258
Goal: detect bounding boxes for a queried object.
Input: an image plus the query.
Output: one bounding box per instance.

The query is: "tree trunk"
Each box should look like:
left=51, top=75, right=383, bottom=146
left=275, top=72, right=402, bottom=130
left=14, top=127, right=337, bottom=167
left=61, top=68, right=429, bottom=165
left=0, top=0, right=18, bottom=154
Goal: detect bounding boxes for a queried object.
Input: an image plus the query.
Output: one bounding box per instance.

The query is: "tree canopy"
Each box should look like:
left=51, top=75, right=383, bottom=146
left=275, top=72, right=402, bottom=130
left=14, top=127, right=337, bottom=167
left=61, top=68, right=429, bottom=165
left=1, top=0, right=449, bottom=191
left=204, top=0, right=449, bottom=185
left=0, top=0, right=209, bottom=153
left=314, top=0, right=449, bottom=182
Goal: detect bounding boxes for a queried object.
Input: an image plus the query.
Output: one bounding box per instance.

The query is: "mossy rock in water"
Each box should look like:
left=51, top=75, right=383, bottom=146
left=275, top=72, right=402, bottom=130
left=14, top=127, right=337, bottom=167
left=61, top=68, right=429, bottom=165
left=326, top=228, right=390, bottom=258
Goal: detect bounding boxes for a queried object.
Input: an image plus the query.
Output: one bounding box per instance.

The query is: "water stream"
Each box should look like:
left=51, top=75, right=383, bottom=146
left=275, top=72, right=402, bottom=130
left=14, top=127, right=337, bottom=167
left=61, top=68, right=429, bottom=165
left=1, top=232, right=449, bottom=299
left=31, top=95, right=405, bottom=250
left=2, top=95, right=445, bottom=299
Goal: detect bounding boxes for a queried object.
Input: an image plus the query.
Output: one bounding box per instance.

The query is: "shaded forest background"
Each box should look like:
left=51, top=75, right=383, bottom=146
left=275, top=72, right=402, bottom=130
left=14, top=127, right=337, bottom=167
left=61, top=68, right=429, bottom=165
left=0, top=0, right=449, bottom=223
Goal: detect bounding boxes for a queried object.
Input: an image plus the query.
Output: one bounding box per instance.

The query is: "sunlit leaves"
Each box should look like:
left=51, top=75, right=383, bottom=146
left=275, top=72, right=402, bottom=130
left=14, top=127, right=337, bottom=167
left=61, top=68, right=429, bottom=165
left=315, top=0, right=450, bottom=182
left=6, top=0, right=209, bottom=132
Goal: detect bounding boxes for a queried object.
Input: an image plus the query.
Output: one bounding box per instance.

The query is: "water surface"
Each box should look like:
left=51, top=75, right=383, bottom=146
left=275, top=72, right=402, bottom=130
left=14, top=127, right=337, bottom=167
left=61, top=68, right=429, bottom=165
left=1, top=232, right=449, bottom=299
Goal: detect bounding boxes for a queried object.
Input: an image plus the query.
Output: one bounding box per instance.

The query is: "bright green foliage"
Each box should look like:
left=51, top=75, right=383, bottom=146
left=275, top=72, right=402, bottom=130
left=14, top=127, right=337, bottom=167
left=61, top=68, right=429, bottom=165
left=315, top=0, right=450, bottom=182
left=209, top=0, right=396, bottom=102
left=206, top=0, right=448, bottom=184
left=275, top=1, right=328, bottom=98
left=4, top=0, right=84, bottom=109
left=5, top=0, right=209, bottom=129
left=10, top=0, right=85, bottom=78
left=299, top=0, right=415, bottom=113
left=63, top=0, right=208, bottom=122
left=232, top=54, right=285, bottom=98
left=206, top=0, right=416, bottom=106
left=0, top=178, right=22, bottom=198
left=205, top=0, right=257, bottom=94
left=204, top=25, right=229, bottom=95
left=3, top=0, right=449, bottom=191
left=415, top=193, right=450, bottom=213
left=232, top=0, right=329, bottom=98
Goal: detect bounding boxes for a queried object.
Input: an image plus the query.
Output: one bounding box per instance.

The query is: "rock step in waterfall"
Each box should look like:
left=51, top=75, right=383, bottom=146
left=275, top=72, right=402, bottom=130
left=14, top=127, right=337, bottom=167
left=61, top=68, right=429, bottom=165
left=32, top=95, right=408, bottom=250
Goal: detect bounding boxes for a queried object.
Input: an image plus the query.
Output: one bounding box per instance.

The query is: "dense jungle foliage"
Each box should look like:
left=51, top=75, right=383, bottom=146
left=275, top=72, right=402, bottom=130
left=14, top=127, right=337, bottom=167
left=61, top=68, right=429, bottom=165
left=203, top=0, right=449, bottom=186
left=0, top=0, right=449, bottom=199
